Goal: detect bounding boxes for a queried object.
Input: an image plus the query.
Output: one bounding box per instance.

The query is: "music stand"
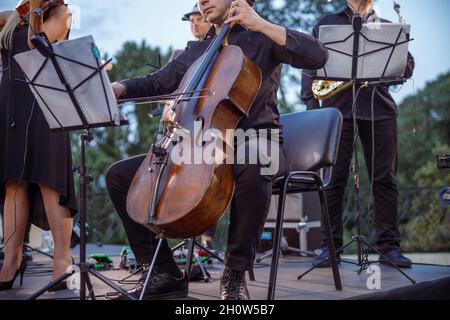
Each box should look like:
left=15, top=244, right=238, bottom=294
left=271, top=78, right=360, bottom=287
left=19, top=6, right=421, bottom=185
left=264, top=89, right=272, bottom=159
left=298, top=16, right=415, bottom=284
left=13, top=34, right=133, bottom=300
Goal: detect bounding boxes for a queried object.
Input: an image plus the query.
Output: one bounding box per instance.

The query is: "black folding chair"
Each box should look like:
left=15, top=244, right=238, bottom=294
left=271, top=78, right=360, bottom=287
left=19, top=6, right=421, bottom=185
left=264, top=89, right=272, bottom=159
left=267, top=109, right=343, bottom=300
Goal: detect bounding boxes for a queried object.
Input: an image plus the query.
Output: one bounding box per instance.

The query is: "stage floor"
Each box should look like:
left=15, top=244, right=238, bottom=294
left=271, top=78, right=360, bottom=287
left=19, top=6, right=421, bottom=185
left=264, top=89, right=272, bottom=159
left=1, top=245, right=449, bottom=300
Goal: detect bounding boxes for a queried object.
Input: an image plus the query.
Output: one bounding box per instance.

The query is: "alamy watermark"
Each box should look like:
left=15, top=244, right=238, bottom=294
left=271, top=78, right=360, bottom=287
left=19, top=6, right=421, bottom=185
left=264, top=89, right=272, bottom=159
left=168, top=121, right=281, bottom=176
left=366, top=265, right=382, bottom=290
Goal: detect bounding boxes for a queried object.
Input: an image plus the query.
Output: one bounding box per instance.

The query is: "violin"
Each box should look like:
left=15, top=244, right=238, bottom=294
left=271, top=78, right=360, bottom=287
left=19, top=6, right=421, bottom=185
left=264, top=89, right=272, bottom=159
left=126, top=0, right=262, bottom=239
left=16, top=0, right=66, bottom=20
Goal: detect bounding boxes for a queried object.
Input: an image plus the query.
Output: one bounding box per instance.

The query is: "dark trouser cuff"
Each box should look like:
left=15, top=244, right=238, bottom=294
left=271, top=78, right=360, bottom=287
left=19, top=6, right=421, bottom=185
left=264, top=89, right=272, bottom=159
left=224, top=254, right=253, bottom=273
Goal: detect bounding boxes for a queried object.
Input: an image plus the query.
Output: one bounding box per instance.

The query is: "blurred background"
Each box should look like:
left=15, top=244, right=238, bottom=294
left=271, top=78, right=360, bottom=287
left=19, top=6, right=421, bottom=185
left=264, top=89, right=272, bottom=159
left=0, top=0, right=449, bottom=255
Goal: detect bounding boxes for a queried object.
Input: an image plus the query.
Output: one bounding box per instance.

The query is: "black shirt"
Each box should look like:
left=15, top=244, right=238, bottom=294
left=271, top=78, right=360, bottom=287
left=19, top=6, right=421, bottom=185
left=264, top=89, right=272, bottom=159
left=121, top=25, right=328, bottom=135
left=301, top=6, right=415, bottom=121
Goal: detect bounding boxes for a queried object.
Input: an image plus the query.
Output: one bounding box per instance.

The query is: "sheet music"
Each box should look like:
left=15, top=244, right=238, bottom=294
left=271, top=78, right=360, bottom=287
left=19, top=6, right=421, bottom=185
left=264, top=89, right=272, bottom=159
left=14, top=36, right=122, bottom=130
left=317, top=23, right=411, bottom=81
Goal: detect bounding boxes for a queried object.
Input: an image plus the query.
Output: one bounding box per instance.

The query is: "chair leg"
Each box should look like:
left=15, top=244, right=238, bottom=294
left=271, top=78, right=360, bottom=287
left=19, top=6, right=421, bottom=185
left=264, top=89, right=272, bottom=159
left=318, top=187, right=342, bottom=291
left=185, top=237, right=196, bottom=280
left=248, top=268, right=256, bottom=282
left=267, top=178, right=289, bottom=300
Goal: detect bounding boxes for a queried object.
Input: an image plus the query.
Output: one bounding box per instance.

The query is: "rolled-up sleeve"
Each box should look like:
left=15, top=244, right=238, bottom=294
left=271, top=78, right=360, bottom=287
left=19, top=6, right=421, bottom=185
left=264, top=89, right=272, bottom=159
left=273, top=28, right=328, bottom=70
left=301, top=69, right=320, bottom=110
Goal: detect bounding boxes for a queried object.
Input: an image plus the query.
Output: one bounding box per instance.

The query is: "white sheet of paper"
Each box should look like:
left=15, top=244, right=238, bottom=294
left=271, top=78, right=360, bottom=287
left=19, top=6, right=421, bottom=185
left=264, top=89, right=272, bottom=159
left=317, top=23, right=411, bottom=81
left=14, top=35, right=122, bottom=130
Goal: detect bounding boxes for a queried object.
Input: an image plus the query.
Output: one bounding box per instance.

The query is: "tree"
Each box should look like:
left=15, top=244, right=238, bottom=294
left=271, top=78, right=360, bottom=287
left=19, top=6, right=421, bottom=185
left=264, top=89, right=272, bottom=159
left=398, top=72, right=450, bottom=187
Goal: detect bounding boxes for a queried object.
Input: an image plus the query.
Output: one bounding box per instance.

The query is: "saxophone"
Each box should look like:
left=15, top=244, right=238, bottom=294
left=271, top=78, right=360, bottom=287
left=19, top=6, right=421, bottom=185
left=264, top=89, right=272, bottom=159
left=312, top=80, right=351, bottom=100
left=311, top=1, right=406, bottom=100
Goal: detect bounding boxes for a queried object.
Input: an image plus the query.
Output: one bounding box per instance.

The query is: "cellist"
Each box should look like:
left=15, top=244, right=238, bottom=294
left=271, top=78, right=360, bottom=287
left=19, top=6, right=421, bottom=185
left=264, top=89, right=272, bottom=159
left=108, top=0, right=328, bottom=300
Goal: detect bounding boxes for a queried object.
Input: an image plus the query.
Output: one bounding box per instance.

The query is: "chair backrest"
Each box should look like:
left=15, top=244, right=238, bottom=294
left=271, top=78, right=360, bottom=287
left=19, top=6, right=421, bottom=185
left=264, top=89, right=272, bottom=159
left=281, top=109, right=343, bottom=173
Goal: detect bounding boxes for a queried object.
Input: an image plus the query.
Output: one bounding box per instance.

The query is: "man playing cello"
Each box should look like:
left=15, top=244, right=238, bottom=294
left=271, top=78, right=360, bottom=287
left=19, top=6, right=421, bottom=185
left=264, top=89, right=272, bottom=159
left=108, top=0, right=328, bottom=300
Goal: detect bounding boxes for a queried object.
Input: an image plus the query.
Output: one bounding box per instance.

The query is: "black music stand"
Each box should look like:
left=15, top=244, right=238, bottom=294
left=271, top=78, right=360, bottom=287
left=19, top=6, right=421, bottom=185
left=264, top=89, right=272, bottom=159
left=14, top=33, right=133, bottom=300
left=298, top=16, right=415, bottom=284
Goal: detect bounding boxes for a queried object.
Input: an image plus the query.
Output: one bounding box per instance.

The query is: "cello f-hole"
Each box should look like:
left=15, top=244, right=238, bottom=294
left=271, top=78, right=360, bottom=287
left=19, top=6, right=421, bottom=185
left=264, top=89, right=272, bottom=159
left=196, top=116, right=207, bottom=147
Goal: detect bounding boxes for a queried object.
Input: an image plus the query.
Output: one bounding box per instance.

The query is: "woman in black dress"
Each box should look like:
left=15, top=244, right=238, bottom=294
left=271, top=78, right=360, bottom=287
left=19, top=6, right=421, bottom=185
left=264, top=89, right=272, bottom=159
left=0, top=0, right=77, bottom=290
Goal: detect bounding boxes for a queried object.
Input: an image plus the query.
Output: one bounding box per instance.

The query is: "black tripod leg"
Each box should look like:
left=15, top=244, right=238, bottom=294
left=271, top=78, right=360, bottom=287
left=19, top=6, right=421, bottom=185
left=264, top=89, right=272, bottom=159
left=193, top=252, right=210, bottom=283
left=84, top=273, right=96, bottom=300
left=89, top=269, right=137, bottom=300
left=25, top=271, right=74, bottom=300
left=24, top=244, right=54, bottom=260
left=297, top=240, right=355, bottom=281
left=256, top=250, right=273, bottom=263
left=359, top=238, right=416, bottom=284
left=185, top=237, right=196, bottom=279
left=195, top=242, right=224, bottom=263
left=139, top=238, right=164, bottom=301
left=118, top=265, right=145, bottom=283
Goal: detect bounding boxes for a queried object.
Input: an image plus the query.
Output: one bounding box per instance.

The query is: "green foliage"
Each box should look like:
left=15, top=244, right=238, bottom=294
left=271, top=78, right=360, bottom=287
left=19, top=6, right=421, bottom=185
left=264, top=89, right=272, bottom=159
left=397, top=72, right=450, bottom=186
left=400, top=144, right=450, bottom=252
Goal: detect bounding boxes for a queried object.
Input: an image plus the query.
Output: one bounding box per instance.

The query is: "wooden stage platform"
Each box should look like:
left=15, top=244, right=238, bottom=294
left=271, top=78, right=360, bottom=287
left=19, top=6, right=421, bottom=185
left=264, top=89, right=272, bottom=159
left=1, top=245, right=449, bottom=300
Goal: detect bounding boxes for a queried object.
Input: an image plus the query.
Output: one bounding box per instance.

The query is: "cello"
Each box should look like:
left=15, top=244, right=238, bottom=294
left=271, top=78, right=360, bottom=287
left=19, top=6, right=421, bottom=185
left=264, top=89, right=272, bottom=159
left=126, top=0, right=262, bottom=239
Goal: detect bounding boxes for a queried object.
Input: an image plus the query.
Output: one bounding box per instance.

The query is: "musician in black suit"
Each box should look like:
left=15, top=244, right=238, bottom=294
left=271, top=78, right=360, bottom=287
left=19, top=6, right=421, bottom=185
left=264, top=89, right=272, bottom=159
left=301, top=0, right=415, bottom=268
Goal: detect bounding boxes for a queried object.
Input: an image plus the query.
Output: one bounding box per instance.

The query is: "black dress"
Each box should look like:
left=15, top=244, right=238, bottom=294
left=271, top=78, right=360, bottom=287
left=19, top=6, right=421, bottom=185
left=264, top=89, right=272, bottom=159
left=0, top=24, right=77, bottom=230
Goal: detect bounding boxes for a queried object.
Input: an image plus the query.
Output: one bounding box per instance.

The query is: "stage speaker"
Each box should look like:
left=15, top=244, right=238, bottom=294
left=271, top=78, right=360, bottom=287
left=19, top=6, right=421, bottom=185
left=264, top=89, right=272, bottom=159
left=258, top=192, right=323, bottom=253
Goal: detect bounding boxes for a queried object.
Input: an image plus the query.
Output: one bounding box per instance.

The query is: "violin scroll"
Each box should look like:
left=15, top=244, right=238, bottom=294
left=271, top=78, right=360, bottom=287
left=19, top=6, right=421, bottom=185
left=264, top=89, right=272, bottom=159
left=16, top=0, right=67, bottom=22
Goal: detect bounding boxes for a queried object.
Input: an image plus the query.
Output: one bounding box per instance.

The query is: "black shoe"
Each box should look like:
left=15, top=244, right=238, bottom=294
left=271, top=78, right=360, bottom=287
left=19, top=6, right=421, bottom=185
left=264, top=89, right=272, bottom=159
left=0, top=259, right=27, bottom=291
left=109, top=270, right=189, bottom=300
left=220, top=268, right=250, bottom=300
left=312, top=247, right=341, bottom=268
left=379, top=248, right=412, bottom=268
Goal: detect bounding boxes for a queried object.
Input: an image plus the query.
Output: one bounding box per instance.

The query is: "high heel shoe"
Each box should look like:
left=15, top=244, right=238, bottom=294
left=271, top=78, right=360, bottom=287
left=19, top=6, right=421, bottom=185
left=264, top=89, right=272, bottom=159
left=0, top=259, right=27, bottom=291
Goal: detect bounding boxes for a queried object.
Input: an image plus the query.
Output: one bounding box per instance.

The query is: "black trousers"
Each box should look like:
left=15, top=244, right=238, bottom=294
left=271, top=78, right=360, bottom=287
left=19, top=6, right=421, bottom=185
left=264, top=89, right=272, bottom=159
left=106, top=148, right=285, bottom=273
left=322, top=118, right=401, bottom=251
